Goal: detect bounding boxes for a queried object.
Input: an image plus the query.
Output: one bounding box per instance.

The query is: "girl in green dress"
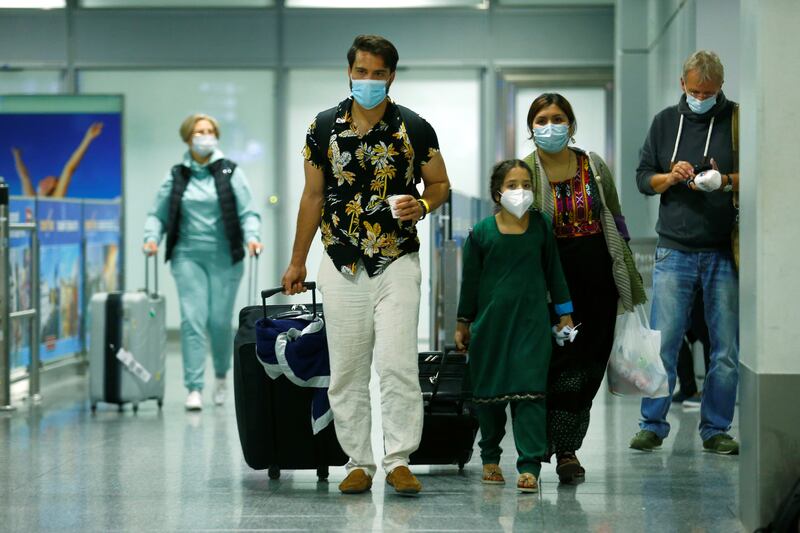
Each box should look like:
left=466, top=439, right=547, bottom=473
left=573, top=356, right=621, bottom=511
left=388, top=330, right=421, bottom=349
left=455, top=159, right=574, bottom=493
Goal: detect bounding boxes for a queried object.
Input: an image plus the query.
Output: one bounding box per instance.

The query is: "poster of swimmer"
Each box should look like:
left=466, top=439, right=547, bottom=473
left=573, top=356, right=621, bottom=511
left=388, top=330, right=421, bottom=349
left=37, top=199, right=84, bottom=362
left=0, top=94, right=122, bottom=200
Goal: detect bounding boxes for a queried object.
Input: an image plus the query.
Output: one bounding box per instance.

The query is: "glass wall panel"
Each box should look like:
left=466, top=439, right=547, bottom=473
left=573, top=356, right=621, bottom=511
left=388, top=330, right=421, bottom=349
left=286, top=68, right=481, bottom=343
left=79, top=69, right=276, bottom=330
left=287, top=0, right=485, bottom=7
left=0, top=1, right=64, bottom=7
left=0, top=70, right=64, bottom=95
left=80, top=0, right=271, bottom=7
left=515, top=87, right=608, bottom=161
left=498, top=0, right=611, bottom=5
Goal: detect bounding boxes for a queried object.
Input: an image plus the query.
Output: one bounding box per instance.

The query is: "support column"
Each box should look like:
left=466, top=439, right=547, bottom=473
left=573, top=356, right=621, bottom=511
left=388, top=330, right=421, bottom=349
left=739, top=0, right=800, bottom=529
left=614, top=0, right=653, bottom=238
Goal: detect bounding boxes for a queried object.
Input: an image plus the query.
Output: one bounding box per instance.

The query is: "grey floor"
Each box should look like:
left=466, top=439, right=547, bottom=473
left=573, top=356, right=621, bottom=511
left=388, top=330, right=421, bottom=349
left=1, top=350, right=745, bottom=533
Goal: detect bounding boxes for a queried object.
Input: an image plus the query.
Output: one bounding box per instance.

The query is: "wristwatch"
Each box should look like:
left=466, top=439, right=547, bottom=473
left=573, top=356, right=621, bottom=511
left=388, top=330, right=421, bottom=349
left=722, top=174, right=734, bottom=192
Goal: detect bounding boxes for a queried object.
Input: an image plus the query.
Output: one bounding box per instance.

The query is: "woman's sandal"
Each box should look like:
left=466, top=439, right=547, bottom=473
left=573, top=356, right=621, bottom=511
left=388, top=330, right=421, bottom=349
left=517, top=472, right=539, bottom=493
left=481, top=464, right=505, bottom=485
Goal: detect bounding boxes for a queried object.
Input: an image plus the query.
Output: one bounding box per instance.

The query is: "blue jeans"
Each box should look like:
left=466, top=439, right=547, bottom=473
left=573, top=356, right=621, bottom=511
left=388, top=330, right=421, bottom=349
left=640, top=247, right=739, bottom=441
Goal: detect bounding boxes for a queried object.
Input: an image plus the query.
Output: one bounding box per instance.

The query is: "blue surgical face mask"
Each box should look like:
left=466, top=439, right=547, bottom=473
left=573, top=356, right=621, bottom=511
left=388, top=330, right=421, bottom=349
left=533, top=123, right=570, bottom=153
left=351, top=79, right=387, bottom=110
left=686, top=93, right=717, bottom=114
left=191, top=134, right=217, bottom=157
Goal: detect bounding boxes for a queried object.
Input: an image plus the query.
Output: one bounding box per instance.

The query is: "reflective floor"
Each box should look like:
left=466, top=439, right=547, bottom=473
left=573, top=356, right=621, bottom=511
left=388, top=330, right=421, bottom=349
left=1, top=351, right=744, bottom=532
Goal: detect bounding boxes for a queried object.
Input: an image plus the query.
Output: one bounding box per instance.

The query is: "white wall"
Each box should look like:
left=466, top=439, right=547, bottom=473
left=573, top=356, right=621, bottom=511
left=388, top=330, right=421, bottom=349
left=79, top=70, right=276, bottom=329
left=696, top=0, right=740, bottom=102
left=739, top=0, right=800, bottom=375
left=284, top=68, right=481, bottom=344
left=617, top=0, right=700, bottom=239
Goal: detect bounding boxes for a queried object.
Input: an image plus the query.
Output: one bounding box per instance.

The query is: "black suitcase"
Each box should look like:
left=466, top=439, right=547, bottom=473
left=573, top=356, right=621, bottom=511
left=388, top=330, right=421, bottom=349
left=409, top=348, right=478, bottom=470
left=232, top=282, right=347, bottom=481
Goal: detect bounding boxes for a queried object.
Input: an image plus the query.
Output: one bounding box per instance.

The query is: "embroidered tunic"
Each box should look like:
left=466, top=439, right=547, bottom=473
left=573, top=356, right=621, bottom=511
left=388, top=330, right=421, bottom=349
left=549, top=153, right=603, bottom=239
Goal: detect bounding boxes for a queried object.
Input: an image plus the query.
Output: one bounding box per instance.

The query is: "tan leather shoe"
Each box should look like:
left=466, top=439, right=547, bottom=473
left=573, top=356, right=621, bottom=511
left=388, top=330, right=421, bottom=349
left=338, top=469, right=372, bottom=494
left=386, top=466, right=422, bottom=495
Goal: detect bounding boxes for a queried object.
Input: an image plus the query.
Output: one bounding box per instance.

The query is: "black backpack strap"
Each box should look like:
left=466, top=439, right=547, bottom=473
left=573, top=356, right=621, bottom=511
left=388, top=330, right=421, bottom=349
left=397, top=104, right=427, bottom=183
left=313, top=106, right=338, bottom=167
left=316, top=103, right=427, bottom=183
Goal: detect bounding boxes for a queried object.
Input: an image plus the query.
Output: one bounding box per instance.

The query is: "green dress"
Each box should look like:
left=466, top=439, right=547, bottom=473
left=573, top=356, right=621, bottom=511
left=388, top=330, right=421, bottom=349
left=457, top=212, right=571, bottom=402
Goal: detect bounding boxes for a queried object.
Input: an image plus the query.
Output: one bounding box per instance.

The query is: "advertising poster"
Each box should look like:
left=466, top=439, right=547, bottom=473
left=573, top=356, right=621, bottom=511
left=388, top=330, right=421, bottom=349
left=83, top=200, right=121, bottom=349
left=0, top=96, right=122, bottom=200
left=84, top=200, right=121, bottom=297
left=0, top=95, right=123, bottom=363
left=37, top=199, right=84, bottom=362
left=8, top=197, right=36, bottom=371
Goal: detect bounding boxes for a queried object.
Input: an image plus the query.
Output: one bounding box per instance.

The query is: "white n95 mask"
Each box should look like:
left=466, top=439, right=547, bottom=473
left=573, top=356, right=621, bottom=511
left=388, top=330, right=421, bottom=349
left=500, top=189, right=534, bottom=219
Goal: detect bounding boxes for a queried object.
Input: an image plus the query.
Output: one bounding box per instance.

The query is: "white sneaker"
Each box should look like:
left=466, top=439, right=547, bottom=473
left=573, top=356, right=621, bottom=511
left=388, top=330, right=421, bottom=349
left=185, top=390, right=203, bottom=411
left=682, top=393, right=702, bottom=410
left=213, top=378, right=227, bottom=406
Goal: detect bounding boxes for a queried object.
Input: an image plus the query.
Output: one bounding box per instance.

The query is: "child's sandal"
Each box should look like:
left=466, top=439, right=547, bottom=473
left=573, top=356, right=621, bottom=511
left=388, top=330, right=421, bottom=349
left=517, top=473, right=539, bottom=493
left=481, top=464, right=505, bottom=484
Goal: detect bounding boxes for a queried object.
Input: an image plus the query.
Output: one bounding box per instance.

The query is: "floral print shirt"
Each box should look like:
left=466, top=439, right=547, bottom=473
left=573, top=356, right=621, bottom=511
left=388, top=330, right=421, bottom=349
left=303, top=97, right=440, bottom=277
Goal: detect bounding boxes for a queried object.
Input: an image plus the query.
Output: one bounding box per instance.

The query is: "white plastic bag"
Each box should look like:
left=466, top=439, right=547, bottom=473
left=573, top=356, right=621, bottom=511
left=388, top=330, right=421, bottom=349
left=607, top=305, right=669, bottom=398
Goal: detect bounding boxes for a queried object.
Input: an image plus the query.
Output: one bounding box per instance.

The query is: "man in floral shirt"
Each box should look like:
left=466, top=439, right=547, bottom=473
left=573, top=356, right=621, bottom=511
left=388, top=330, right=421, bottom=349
left=282, top=35, right=450, bottom=495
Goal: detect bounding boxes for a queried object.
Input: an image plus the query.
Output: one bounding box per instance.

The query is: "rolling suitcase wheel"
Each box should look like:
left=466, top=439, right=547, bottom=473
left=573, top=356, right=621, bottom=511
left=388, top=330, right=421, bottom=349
left=91, top=403, right=97, bottom=413
left=133, top=403, right=139, bottom=414
left=157, top=399, right=163, bottom=410
left=317, top=467, right=329, bottom=481
left=458, top=462, right=465, bottom=471
left=268, top=466, right=281, bottom=480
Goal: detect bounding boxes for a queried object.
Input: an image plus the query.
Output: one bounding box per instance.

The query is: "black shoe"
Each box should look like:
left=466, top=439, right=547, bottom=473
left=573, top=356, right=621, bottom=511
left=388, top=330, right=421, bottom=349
left=556, top=452, right=584, bottom=483
left=671, top=389, right=696, bottom=403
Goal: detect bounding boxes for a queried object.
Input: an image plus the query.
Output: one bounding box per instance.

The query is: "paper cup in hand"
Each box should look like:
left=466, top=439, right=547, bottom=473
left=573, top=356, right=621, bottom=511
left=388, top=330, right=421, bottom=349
left=387, top=195, right=404, bottom=219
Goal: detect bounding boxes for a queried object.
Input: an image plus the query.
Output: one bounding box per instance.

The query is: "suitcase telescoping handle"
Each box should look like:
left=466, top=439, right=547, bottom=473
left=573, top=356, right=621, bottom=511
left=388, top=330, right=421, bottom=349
left=247, top=254, right=259, bottom=306
left=260, top=282, right=317, bottom=320
left=143, top=252, right=159, bottom=297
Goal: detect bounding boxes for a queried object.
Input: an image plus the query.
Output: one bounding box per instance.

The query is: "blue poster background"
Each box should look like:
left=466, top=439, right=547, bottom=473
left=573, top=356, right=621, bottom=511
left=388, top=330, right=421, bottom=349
left=84, top=201, right=121, bottom=297
left=83, top=201, right=121, bottom=351
left=0, top=113, right=121, bottom=199
left=37, top=200, right=84, bottom=362
left=8, top=197, right=36, bottom=370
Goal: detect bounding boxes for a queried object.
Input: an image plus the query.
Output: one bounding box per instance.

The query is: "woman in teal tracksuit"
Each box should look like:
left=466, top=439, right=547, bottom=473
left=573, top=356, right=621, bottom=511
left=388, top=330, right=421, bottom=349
left=143, top=113, right=262, bottom=411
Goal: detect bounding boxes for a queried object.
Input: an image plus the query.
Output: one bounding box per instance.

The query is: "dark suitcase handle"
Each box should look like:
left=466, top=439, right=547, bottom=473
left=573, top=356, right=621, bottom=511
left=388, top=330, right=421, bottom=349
left=260, top=282, right=317, bottom=320
left=423, top=344, right=463, bottom=407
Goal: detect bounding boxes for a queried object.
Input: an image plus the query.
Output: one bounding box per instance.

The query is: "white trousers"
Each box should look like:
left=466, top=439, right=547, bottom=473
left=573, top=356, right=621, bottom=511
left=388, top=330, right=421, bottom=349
left=317, top=253, right=423, bottom=476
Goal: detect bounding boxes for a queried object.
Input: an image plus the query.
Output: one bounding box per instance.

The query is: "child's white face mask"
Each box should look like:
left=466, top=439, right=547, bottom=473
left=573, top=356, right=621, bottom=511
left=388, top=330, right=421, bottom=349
left=500, top=189, right=533, bottom=219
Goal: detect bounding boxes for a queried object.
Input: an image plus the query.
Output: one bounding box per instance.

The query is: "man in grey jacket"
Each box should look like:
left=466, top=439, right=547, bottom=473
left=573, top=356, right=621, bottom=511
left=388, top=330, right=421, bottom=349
left=630, top=50, right=740, bottom=455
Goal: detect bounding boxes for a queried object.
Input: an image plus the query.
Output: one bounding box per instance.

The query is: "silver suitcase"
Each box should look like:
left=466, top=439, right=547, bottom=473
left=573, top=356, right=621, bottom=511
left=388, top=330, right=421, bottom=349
left=89, top=256, right=166, bottom=413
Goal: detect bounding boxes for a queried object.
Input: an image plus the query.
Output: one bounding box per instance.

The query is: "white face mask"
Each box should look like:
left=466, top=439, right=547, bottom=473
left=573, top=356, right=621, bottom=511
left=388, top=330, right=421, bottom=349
left=500, top=189, right=533, bottom=219
left=191, top=134, right=218, bottom=157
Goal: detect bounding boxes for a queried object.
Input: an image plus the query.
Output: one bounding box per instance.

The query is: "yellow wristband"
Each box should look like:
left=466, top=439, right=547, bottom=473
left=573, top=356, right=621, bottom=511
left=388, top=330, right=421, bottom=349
left=419, top=198, right=430, bottom=215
